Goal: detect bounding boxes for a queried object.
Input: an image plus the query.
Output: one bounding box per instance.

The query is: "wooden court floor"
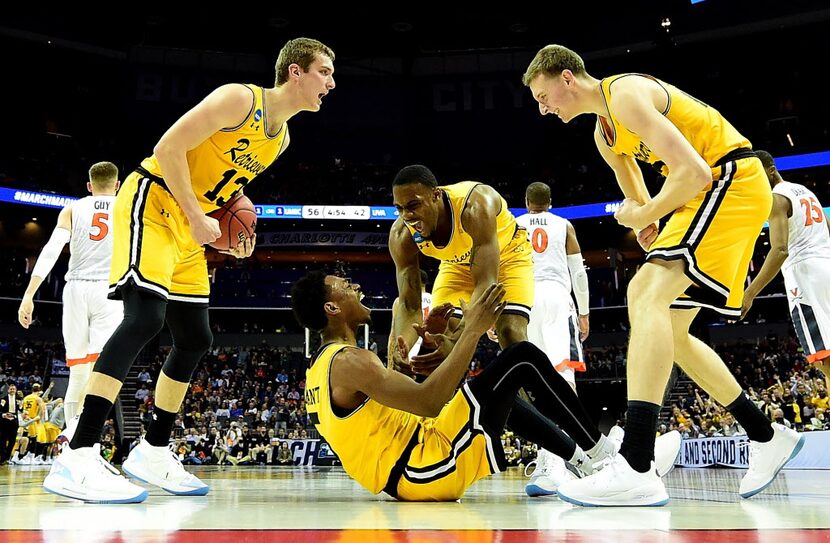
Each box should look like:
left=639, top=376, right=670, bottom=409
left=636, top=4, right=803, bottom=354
left=1, top=464, right=829, bottom=542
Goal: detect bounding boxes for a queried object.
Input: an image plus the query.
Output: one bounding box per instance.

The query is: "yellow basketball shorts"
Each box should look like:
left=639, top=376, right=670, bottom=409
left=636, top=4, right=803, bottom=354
left=431, top=230, right=534, bottom=321
left=646, top=155, right=772, bottom=317
left=394, top=384, right=504, bottom=501
left=108, top=171, right=209, bottom=305
left=43, top=422, right=61, bottom=443
left=27, top=422, right=48, bottom=443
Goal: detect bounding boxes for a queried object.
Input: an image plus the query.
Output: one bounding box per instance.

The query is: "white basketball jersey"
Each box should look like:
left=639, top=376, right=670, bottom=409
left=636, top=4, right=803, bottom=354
left=422, top=291, right=432, bottom=319
left=773, top=181, right=830, bottom=269
left=515, top=211, right=570, bottom=290
left=66, top=195, right=116, bottom=281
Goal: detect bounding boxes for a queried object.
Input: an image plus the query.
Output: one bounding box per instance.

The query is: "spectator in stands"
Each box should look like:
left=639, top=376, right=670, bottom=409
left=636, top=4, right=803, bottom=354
left=276, top=441, right=293, bottom=466
left=137, top=369, right=152, bottom=385
left=772, top=409, right=792, bottom=429
left=134, top=383, right=149, bottom=407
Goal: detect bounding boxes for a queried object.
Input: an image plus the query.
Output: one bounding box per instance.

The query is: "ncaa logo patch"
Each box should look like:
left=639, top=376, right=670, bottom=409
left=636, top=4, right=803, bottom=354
left=254, top=109, right=263, bottom=122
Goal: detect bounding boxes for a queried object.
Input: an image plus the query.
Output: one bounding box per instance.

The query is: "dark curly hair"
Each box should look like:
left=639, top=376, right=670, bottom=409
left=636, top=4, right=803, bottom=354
left=291, top=270, right=330, bottom=332
left=393, top=164, right=438, bottom=188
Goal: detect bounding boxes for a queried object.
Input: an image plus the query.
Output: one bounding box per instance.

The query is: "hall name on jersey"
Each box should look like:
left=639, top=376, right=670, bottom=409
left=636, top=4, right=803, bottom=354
left=94, top=200, right=111, bottom=210
left=225, top=139, right=269, bottom=176
left=527, top=216, right=548, bottom=226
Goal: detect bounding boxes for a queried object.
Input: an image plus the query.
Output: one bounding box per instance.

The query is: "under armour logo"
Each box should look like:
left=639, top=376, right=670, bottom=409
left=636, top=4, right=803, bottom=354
left=160, top=209, right=171, bottom=218
left=790, top=288, right=801, bottom=298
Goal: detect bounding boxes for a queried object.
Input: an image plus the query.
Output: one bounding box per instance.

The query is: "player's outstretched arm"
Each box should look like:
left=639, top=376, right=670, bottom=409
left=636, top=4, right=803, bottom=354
left=389, top=219, right=424, bottom=361
left=332, top=284, right=506, bottom=417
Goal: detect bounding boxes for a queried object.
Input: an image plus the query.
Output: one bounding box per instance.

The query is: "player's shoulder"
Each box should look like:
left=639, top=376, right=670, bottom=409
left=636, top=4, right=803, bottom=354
left=333, top=345, right=377, bottom=368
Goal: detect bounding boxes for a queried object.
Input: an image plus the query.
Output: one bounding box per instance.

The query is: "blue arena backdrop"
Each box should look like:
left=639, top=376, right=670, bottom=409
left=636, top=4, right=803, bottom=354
left=3, top=151, right=829, bottom=221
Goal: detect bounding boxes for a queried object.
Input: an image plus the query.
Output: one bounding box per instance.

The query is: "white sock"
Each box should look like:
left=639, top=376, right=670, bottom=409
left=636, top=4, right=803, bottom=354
left=585, top=434, right=610, bottom=458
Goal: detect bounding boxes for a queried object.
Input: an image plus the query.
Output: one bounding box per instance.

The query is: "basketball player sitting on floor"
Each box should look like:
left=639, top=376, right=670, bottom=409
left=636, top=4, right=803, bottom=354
left=293, top=272, right=651, bottom=501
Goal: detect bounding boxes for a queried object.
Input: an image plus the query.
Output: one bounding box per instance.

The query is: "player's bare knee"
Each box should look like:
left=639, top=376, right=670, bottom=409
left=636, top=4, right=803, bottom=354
left=495, top=316, right=528, bottom=347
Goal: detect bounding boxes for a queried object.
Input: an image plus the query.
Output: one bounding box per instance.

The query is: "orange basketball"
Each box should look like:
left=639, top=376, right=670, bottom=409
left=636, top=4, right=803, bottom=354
left=207, top=193, right=257, bottom=251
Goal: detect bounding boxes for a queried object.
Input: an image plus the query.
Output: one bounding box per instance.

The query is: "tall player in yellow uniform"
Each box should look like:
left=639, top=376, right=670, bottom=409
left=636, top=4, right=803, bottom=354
left=45, top=38, right=336, bottom=503
left=523, top=44, right=803, bottom=506
left=389, top=166, right=620, bottom=480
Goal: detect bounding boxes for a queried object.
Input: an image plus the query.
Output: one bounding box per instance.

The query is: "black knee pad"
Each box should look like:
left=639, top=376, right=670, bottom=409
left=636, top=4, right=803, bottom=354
left=162, top=302, right=212, bottom=382
left=94, top=288, right=166, bottom=381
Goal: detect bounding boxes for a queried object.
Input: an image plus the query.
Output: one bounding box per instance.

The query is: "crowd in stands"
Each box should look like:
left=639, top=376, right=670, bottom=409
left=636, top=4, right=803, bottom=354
left=664, top=335, right=830, bottom=437
left=1, top=320, right=826, bottom=469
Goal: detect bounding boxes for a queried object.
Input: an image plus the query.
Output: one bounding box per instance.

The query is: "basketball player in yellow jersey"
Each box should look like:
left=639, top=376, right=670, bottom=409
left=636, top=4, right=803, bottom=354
left=21, top=384, right=49, bottom=464
left=293, top=272, right=618, bottom=501
left=45, top=38, right=336, bottom=504
left=389, top=165, right=534, bottom=354
left=523, top=44, right=803, bottom=506
left=388, top=165, right=621, bottom=483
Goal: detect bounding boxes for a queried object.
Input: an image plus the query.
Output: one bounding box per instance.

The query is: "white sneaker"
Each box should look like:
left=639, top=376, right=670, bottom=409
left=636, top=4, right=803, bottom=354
left=584, top=433, right=620, bottom=475
left=654, top=431, right=682, bottom=477
left=43, top=445, right=148, bottom=504
left=740, top=424, right=804, bottom=498
left=122, top=439, right=209, bottom=496
left=9, top=453, right=20, bottom=465
left=525, top=449, right=576, bottom=497
left=20, top=454, right=34, bottom=465
left=606, top=427, right=682, bottom=478
left=557, top=455, right=669, bottom=507
left=607, top=425, right=625, bottom=445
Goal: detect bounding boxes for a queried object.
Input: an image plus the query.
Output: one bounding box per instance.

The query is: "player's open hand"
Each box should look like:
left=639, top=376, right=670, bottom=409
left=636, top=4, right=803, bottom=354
left=221, top=233, right=256, bottom=259
left=391, top=336, right=416, bottom=378
left=412, top=303, right=454, bottom=348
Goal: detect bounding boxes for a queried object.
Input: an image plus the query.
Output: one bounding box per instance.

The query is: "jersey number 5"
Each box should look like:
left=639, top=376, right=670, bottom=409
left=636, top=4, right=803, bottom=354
left=89, top=213, right=110, bottom=241
left=800, top=197, right=824, bottom=226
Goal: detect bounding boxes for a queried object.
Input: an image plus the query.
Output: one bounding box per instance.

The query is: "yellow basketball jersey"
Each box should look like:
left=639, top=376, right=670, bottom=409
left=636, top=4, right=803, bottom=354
left=305, top=343, right=421, bottom=494
left=405, top=182, right=519, bottom=265
left=22, top=393, right=40, bottom=420
left=597, top=74, right=751, bottom=174
left=140, top=84, right=288, bottom=213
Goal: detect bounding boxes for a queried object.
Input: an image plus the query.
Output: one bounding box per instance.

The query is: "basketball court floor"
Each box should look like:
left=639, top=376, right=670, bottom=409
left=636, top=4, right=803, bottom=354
left=1, top=465, right=829, bottom=542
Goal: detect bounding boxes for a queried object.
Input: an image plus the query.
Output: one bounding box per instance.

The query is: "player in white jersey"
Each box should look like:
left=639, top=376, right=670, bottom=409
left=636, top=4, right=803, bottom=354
left=18, top=162, right=123, bottom=424
left=515, top=181, right=593, bottom=494
left=515, top=182, right=590, bottom=388
left=743, top=151, right=830, bottom=378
